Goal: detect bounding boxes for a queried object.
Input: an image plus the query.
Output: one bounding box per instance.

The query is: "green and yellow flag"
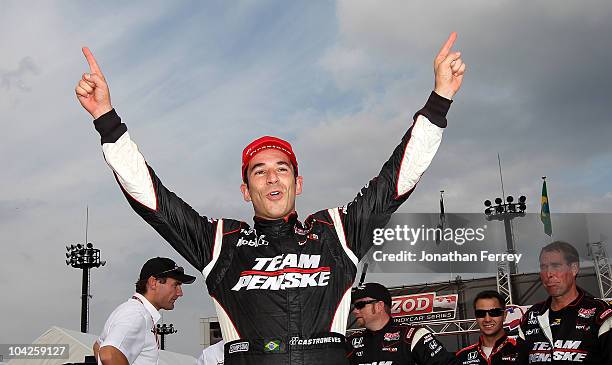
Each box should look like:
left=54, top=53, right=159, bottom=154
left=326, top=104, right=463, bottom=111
left=541, top=180, right=552, bottom=236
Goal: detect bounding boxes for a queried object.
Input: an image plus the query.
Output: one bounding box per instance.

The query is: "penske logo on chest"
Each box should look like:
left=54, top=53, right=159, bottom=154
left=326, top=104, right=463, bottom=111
left=231, top=254, right=331, bottom=291
left=529, top=340, right=587, bottom=362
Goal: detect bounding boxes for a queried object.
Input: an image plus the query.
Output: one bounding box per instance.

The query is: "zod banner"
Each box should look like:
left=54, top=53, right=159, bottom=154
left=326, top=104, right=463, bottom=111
left=391, top=292, right=458, bottom=324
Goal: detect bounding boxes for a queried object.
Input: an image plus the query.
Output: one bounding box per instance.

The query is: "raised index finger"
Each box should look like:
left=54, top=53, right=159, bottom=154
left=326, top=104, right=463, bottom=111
left=436, top=32, right=457, bottom=59
left=82, top=47, right=103, bottom=75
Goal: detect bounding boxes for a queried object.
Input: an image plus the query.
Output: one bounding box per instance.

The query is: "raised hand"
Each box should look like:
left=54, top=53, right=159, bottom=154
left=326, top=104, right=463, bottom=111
left=75, top=47, right=113, bottom=119
left=433, top=32, right=466, bottom=100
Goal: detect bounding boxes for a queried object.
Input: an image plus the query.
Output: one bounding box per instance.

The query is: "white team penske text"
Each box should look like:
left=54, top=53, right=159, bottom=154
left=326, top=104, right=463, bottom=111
left=529, top=340, right=587, bottom=362
left=231, top=254, right=330, bottom=291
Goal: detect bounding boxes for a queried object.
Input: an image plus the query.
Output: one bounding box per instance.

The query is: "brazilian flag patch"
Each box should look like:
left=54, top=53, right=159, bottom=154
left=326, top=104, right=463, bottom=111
left=264, top=340, right=281, bottom=352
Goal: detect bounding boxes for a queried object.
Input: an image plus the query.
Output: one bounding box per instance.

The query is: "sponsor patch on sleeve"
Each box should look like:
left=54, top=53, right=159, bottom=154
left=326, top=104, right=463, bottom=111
left=228, top=342, right=249, bottom=354
left=405, top=327, right=416, bottom=342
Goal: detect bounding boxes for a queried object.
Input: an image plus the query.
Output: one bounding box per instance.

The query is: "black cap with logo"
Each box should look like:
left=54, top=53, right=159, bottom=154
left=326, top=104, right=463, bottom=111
left=351, top=282, right=392, bottom=306
left=139, top=257, right=196, bottom=284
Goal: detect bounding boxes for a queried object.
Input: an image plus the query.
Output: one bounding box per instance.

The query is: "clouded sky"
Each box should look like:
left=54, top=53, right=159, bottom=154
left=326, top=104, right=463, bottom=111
left=2, top=0, right=612, bottom=357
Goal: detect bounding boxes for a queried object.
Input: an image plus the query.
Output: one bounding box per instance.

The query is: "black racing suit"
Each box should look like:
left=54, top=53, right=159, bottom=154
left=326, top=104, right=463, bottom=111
left=455, top=334, right=524, bottom=365
left=347, top=319, right=459, bottom=365
left=92, top=92, right=451, bottom=365
left=518, top=287, right=612, bottom=364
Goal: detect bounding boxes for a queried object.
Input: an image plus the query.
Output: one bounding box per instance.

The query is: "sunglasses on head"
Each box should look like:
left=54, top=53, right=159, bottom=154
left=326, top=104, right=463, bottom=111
left=352, top=299, right=379, bottom=310
left=475, top=308, right=504, bottom=318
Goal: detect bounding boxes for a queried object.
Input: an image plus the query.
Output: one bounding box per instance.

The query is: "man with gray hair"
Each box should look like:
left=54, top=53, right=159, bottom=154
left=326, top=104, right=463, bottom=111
left=519, top=241, right=612, bottom=364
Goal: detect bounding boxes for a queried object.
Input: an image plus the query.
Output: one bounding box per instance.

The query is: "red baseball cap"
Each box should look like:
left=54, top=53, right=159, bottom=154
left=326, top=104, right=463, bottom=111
left=242, top=136, right=298, bottom=182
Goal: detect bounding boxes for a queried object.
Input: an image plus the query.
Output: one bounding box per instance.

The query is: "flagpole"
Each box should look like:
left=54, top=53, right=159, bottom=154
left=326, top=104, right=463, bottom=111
left=541, top=176, right=554, bottom=241
left=438, top=190, right=453, bottom=280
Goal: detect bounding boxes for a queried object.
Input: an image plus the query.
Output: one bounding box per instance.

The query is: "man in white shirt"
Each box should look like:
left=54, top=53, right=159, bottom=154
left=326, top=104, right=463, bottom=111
left=93, top=257, right=196, bottom=365
left=197, top=341, right=224, bottom=365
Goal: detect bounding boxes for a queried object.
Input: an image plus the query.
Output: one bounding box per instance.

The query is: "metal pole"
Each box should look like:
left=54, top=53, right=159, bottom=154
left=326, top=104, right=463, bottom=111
left=497, top=153, right=506, bottom=202
left=81, top=267, right=90, bottom=333
left=455, top=276, right=469, bottom=348
left=503, top=218, right=517, bottom=275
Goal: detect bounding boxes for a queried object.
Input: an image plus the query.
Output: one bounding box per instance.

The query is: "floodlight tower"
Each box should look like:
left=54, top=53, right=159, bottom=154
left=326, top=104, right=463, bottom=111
left=483, top=195, right=526, bottom=275
left=483, top=195, right=526, bottom=305
left=66, top=242, right=106, bottom=333
left=156, top=323, right=178, bottom=350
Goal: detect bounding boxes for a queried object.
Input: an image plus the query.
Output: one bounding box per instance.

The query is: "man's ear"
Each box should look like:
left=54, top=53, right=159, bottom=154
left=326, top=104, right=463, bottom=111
left=571, top=262, right=580, bottom=278
left=295, top=176, right=303, bottom=196
left=147, top=276, right=157, bottom=292
left=241, top=183, right=252, bottom=202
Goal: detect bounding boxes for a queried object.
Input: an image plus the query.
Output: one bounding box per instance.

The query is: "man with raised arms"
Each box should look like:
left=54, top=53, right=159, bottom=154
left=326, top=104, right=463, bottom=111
left=75, top=33, right=466, bottom=365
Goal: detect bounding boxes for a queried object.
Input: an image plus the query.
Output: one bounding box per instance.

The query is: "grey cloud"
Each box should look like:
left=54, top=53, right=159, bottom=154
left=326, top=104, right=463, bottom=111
left=309, top=0, right=612, bottom=214
left=0, top=199, right=45, bottom=222
left=0, top=57, right=39, bottom=92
